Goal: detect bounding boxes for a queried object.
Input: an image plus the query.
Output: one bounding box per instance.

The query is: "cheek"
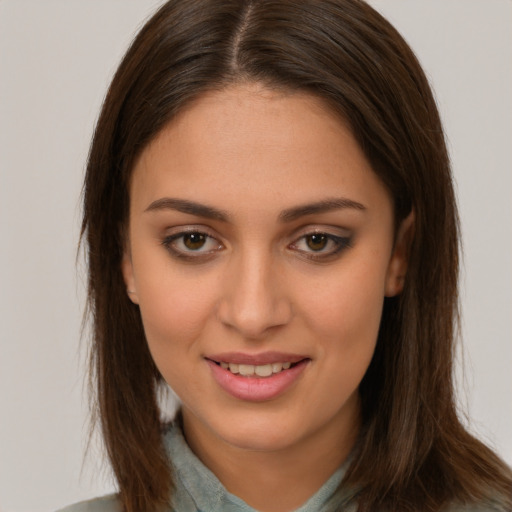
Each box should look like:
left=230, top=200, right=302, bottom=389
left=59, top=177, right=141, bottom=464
left=299, top=256, right=387, bottom=361
left=136, top=272, right=218, bottom=394
left=133, top=252, right=219, bottom=358
left=140, top=284, right=213, bottom=342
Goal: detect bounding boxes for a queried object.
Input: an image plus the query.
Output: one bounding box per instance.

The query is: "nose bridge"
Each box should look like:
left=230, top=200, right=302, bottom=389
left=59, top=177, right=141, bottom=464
left=218, top=244, right=290, bottom=339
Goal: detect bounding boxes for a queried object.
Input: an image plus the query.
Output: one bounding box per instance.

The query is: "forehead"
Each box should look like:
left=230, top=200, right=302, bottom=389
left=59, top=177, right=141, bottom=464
left=130, top=83, right=390, bottom=218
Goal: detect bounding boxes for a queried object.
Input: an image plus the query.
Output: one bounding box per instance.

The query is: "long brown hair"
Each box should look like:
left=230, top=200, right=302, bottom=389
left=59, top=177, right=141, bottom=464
left=82, top=1, right=512, bottom=511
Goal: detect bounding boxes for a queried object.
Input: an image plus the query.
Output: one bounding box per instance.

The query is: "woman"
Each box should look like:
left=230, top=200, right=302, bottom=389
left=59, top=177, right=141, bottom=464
left=61, top=0, right=512, bottom=511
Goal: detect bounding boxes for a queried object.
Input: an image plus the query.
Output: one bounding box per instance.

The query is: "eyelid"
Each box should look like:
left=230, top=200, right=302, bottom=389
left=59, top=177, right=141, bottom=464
left=288, top=226, right=353, bottom=261
left=161, top=225, right=224, bottom=261
left=160, top=224, right=352, bottom=262
left=291, top=224, right=351, bottom=237
left=164, top=224, right=219, bottom=237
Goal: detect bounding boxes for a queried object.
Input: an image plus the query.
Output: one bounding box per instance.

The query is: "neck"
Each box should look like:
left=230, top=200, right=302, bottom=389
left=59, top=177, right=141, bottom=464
left=181, top=402, right=360, bottom=512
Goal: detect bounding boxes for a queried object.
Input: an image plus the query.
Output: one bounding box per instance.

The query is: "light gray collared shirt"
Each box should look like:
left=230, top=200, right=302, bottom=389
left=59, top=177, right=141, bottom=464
left=57, top=421, right=357, bottom=512
left=165, top=422, right=357, bottom=512
left=56, top=422, right=505, bottom=512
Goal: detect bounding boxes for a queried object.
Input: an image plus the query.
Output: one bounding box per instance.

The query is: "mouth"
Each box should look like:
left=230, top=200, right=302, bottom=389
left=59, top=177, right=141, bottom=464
left=209, top=360, right=303, bottom=378
left=205, top=354, right=311, bottom=401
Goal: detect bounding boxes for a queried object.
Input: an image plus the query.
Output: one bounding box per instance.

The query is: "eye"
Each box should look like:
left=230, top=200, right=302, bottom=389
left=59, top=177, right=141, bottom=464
left=162, top=230, right=223, bottom=260
left=181, top=232, right=209, bottom=250
left=289, top=232, right=351, bottom=261
left=304, top=233, right=330, bottom=251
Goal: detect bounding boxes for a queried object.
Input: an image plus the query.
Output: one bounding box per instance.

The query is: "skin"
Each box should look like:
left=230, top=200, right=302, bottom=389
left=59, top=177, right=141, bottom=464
left=122, top=83, right=413, bottom=512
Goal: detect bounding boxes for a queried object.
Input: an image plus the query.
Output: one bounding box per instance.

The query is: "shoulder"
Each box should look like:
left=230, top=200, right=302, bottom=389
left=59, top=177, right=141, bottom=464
left=56, top=494, right=121, bottom=512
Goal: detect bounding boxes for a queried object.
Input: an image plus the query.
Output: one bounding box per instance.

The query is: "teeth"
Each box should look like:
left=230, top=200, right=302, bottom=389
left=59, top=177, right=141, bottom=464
left=220, top=361, right=294, bottom=377
left=238, top=364, right=255, bottom=376
left=272, top=362, right=283, bottom=373
left=255, top=364, right=273, bottom=377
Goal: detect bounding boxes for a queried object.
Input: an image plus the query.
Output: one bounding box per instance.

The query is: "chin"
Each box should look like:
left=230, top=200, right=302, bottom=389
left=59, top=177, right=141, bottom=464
left=195, top=406, right=306, bottom=453
left=218, top=422, right=300, bottom=453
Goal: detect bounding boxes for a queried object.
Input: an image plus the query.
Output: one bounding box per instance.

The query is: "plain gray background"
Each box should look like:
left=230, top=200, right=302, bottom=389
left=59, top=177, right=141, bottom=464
left=0, top=1, right=511, bottom=511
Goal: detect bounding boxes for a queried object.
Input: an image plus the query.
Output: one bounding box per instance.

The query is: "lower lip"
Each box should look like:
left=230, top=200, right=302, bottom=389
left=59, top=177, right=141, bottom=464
left=207, top=359, right=309, bottom=402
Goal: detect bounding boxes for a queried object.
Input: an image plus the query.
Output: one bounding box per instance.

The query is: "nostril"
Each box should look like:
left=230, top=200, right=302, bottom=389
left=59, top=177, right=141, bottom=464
left=216, top=293, right=293, bottom=339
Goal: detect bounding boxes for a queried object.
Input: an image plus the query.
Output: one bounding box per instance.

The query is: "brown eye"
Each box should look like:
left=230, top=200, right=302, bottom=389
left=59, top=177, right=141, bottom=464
left=163, top=230, right=223, bottom=260
left=183, top=232, right=207, bottom=250
left=305, top=234, right=328, bottom=251
left=289, top=232, right=352, bottom=261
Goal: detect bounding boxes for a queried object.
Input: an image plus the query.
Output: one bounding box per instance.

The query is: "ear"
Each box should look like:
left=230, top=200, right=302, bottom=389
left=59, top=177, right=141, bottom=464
left=385, top=211, right=415, bottom=297
left=121, top=251, right=139, bottom=304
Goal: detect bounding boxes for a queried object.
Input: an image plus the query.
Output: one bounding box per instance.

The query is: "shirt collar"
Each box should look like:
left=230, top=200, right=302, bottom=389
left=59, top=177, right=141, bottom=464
left=164, top=421, right=357, bottom=512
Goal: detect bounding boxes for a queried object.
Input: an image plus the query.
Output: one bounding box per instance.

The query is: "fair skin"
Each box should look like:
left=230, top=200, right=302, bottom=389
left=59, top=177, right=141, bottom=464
left=123, top=83, right=413, bottom=512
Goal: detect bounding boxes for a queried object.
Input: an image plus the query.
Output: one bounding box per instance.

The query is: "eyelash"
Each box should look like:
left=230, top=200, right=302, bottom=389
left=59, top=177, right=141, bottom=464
left=162, top=229, right=222, bottom=261
left=161, top=229, right=352, bottom=262
left=289, top=232, right=352, bottom=261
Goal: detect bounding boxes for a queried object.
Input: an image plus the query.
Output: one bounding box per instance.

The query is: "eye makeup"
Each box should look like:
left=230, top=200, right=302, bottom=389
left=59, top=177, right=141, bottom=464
left=161, top=224, right=353, bottom=265
left=161, top=227, right=223, bottom=262
left=288, top=230, right=352, bottom=262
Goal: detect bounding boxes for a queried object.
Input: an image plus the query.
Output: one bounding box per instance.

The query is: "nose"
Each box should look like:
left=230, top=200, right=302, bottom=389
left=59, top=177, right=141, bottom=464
left=216, top=248, right=292, bottom=340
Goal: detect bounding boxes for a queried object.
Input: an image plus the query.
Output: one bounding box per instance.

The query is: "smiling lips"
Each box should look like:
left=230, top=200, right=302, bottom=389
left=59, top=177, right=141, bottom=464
left=219, top=361, right=292, bottom=377
left=206, top=352, right=310, bottom=401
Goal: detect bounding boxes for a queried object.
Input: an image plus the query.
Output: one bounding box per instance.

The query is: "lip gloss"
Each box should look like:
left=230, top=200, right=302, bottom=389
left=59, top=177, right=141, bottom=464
left=206, top=358, right=309, bottom=401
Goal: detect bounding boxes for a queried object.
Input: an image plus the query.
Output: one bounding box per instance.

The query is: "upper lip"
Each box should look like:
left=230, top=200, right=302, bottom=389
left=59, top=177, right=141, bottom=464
left=206, top=351, right=309, bottom=365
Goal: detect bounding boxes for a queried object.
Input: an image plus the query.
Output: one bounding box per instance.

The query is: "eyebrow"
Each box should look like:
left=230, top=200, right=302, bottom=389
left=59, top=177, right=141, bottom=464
left=144, top=196, right=366, bottom=222
left=144, top=198, right=230, bottom=221
left=278, top=197, right=366, bottom=222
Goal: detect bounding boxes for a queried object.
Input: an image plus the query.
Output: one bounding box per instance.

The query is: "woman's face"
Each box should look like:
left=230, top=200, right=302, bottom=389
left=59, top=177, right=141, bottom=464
left=123, top=84, right=410, bottom=459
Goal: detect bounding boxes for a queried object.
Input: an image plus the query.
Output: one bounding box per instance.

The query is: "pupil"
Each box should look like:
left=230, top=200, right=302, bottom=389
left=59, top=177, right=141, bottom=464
left=184, top=233, right=206, bottom=250
left=307, top=234, right=327, bottom=251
